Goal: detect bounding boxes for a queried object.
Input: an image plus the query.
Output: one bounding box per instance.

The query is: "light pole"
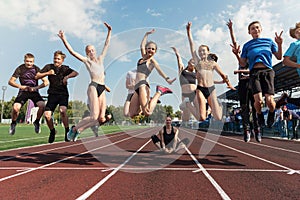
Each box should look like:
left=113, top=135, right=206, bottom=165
left=1, top=86, right=7, bottom=123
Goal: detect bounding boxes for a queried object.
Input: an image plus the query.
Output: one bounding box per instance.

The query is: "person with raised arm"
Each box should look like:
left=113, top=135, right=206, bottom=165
left=128, top=29, right=176, bottom=118
left=57, top=22, right=112, bottom=141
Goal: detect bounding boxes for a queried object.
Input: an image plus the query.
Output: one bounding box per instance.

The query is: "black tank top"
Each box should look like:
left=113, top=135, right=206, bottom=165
left=163, top=125, right=175, bottom=146
left=180, top=69, right=196, bottom=85
left=137, top=59, right=151, bottom=77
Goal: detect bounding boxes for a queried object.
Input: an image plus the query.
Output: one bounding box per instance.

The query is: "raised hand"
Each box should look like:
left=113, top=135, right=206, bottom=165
left=104, top=22, right=112, bottom=30
left=275, top=31, right=283, bottom=45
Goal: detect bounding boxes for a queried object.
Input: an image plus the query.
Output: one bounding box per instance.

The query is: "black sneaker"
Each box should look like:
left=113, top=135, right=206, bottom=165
left=276, top=92, right=288, bottom=108
left=9, top=123, right=16, bottom=135
left=254, top=129, right=262, bottom=143
left=257, top=113, right=265, bottom=128
left=243, top=130, right=251, bottom=142
left=48, top=130, right=57, bottom=143
left=33, top=121, right=41, bottom=134
left=267, top=111, right=275, bottom=128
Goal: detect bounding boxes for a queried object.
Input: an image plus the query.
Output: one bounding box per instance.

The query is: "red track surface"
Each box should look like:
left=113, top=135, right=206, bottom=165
left=0, top=127, right=299, bottom=200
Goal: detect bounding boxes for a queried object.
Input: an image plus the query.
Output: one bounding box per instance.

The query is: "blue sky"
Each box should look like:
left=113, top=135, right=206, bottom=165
left=0, top=0, right=299, bottom=110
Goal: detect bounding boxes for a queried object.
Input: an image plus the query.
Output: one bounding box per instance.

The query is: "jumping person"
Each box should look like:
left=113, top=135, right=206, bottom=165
left=231, top=20, right=283, bottom=142
left=186, top=22, right=235, bottom=121
left=8, top=53, right=48, bottom=135
left=57, top=22, right=112, bottom=141
left=123, top=69, right=137, bottom=117
left=129, top=29, right=176, bottom=118
left=276, top=22, right=300, bottom=108
left=171, top=47, right=199, bottom=126
left=227, top=19, right=258, bottom=142
left=36, top=51, right=79, bottom=143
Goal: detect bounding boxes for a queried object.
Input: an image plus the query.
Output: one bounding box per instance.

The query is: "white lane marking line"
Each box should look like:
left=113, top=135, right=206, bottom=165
left=221, top=135, right=300, bottom=154
left=75, top=139, right=152, bottom=200
left=0, top=128, right=156, bottom=183
left=1, top=166, right=298, bottom=173
left=0, top=129, right=143, bottom=161
left=182, top=129, right=298, bottom=175
left=184, top=144, right=231, bottom=200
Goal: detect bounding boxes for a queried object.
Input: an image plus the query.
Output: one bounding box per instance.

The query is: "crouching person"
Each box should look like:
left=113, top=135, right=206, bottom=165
left=151, top=115, right=189, bottom=153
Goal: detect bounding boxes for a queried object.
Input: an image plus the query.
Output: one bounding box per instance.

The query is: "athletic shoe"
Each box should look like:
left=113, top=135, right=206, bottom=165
left=156, top=85, right=173, bottom=96
left=179, top=101, right=186, bottom=110
left=266, top=110, right=275, bottom=128
left=254, top=129, right=262, bottom=143
left=9, top=123, right=16, bottom=135
left=243, top=130, right=251, bottom=142
left=73, top=131, right=80, bottom=142
left=91, top=126, right=99, bottom=137
left=276, top=92, right=288, bottom=108
left=33, top=121, right=41, bottom=134
left=257, top=113, right=265, bottom=128
left=48, top=130, right=57, bottom=143
left=67, top=126, right=76, bottom=141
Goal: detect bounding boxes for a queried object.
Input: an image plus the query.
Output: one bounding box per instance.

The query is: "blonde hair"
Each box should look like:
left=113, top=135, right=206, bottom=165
left=54, top=50, right=66, bottom=60
left=289, top=22, right=300, bottom=39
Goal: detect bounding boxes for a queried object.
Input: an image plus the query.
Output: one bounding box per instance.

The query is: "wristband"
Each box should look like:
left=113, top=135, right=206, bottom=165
left=165, top=77, right=170, bottom=81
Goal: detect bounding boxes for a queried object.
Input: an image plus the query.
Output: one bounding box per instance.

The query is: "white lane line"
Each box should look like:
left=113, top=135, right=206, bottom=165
left=0, top=129, right=142, bottom=161
left=1, top=167, right=298, bottom=173
left=184, top=144, right=231, bottom=200
left=75, top=139, right=152, bottom=200
left=182, top=129, right=299, bottom=175
left=220, top=135, right=300, bottom=154
left=0, top=128, right=156, bottom=183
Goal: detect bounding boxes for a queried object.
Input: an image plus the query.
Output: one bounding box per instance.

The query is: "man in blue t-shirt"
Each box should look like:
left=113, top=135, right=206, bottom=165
left=276, top=22, right=300, bottom=109
left=231, top=21, right=283, bottom=142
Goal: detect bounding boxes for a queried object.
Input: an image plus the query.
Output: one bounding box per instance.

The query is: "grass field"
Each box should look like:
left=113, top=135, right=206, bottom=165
left=0, top=124, right=146, bottom=151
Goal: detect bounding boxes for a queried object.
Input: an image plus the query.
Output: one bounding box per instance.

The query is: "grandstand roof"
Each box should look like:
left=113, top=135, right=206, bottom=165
left=218, top=61, right=300, bottom=101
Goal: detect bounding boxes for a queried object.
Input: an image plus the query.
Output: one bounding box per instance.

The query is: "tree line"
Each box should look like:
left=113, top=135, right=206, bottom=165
left=0, top=97, right=182, bottom=124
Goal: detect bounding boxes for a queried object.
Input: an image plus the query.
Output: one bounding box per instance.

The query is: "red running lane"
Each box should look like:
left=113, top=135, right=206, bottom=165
left=0, top=127, right=299, bottom=200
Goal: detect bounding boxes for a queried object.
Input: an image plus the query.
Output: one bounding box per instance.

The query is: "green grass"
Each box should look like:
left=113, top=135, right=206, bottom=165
left=0, top=124, right=146, bottom=151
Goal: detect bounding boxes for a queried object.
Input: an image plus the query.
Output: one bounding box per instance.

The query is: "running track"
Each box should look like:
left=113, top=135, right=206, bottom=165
left=0, top=127, right=299, bottom=200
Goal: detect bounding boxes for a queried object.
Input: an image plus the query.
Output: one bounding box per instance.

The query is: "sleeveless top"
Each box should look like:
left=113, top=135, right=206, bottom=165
left=163, top=125, right=175, bottom=146
left=137, top=59, right=151, bottom=77
left=180, top=69, right=196, bottom=85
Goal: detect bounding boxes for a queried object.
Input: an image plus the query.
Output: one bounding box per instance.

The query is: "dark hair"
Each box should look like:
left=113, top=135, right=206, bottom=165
left=208, top=53, right=218, bottom=62
left=289, top=22, right=300, bottom=39
left=248, top=21, right=261, bottom=32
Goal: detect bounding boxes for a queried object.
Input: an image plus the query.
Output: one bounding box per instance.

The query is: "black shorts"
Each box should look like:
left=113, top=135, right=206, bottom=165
left=45, top=94, right=69, bottom=112
left=250, top=68, right=274, bottom=95
left=126, top=93, right=134, bottom=101
left=14, top=91, right=44, bottom=106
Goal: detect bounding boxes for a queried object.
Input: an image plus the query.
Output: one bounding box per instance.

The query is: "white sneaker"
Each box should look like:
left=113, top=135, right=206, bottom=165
left=179, top=102, right=186, bottom=110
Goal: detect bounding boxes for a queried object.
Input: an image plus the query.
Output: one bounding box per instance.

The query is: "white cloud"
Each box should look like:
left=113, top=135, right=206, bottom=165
left=146, top=8, right=162, bottom=17
left=0, top=0, right=106, bottom=43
